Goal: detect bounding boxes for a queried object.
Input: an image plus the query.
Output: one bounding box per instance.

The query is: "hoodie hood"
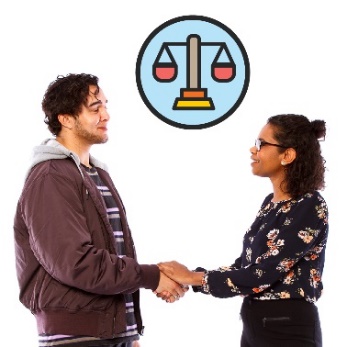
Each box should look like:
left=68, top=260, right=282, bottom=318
left=28, top=138, right=108, bottom=178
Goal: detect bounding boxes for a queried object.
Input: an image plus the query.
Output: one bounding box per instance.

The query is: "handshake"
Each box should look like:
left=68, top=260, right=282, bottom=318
left=153, top=261, right=205, bottom=303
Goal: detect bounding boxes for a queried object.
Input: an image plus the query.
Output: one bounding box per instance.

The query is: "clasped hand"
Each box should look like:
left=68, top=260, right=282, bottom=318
left=154, top=261, right=196, bottom=303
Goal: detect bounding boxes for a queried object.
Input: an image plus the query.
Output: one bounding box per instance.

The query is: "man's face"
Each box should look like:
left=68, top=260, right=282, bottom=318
left=73, top=85, right=110, bottom=145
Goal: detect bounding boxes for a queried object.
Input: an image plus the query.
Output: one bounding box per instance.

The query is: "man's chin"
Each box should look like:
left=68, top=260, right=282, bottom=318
left=95, top=135, right=109, bottom=144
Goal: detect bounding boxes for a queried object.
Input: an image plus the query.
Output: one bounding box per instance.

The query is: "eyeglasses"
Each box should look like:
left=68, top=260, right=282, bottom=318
left=255, top=139, right=287, bottom=151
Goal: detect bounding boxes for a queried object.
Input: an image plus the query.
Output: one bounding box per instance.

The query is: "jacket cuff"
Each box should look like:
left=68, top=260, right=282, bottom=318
left=138, top=264, right=160, bottom=291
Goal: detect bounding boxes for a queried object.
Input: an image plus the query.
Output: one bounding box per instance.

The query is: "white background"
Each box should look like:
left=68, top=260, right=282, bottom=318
left=1, top=1, right=345, bottom=346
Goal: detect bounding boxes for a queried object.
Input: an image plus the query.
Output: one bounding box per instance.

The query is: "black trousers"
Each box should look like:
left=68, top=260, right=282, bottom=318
left=240, top=297, right=322, bottom=347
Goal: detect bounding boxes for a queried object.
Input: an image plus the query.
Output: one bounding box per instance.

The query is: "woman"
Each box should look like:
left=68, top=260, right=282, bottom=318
left=159, top=114, right=328, bottom=347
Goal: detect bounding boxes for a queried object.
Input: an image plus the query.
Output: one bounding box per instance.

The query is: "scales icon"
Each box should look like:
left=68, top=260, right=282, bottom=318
left=136, top=15, right=250, bottom=129
left=153, top=34, right=236, bottom=110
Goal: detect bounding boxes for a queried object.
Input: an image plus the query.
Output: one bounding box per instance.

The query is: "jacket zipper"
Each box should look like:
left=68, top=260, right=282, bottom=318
left=113, top=317, right=116, bottom=337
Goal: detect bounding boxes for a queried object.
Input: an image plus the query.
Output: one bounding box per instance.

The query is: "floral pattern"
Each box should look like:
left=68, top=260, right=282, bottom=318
left=200, top=191, right=329, bottom=303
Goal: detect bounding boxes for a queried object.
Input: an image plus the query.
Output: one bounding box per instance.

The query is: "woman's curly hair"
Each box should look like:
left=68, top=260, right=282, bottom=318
left=268, top=114, right=326, bottom=198
left=42, top=73, right=99, bottom=135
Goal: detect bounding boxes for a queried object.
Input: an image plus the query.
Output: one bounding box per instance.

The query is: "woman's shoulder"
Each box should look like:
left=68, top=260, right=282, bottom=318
left=290, top=191, right=329, bottom=221
left=296, top=191, right=327, bottom=205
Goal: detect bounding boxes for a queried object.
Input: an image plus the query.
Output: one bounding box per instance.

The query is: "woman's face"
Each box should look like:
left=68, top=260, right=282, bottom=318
left=250, top=123, right=287, bottom=180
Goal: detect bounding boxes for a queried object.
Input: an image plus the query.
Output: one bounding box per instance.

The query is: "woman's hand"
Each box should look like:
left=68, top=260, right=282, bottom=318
left=157, top=260, right=203, bottom=286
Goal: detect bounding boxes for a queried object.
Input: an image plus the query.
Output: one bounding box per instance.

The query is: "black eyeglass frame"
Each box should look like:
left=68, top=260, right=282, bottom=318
left=255, top=139, right=288, bottom=151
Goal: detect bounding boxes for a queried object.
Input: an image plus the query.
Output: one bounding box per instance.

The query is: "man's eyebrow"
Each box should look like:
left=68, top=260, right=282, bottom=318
left=88, top=100, right=102, bottom=108
left=88, top=99, right=108, bottom=108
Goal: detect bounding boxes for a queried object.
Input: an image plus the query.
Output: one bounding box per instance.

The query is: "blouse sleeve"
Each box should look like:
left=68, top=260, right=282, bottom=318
left=193, top=255, right=242, bottom=294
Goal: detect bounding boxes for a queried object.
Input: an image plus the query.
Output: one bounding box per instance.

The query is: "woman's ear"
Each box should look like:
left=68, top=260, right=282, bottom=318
left=281, top=148, right=297, bottom=166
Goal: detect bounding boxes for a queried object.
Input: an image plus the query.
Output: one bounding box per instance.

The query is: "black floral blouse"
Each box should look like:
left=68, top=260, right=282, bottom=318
left=196, top=191, right=329, bottom=303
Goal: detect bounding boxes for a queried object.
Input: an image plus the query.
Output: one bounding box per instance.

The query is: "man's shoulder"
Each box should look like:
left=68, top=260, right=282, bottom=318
left=28, top=158, right=81, bottom=181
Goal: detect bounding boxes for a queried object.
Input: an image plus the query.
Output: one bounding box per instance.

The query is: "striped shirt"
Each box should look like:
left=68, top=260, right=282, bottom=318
left=39, top=166, right=138, bottom=347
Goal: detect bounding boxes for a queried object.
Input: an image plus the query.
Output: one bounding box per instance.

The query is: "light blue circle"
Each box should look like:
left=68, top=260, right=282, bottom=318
left=136, top=16, right=250, bottom=129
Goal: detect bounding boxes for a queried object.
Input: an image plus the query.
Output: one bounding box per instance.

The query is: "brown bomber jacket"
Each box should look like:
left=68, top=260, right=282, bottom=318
left=13, top=140, right=160, bottom=338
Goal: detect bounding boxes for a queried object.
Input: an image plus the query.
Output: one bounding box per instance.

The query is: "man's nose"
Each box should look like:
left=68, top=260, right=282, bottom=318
left=100, top=107, right=110, bottom=121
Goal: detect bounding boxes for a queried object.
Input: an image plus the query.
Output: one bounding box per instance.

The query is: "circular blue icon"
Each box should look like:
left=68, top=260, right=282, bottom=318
left=136, top=15, right=250, bottom=129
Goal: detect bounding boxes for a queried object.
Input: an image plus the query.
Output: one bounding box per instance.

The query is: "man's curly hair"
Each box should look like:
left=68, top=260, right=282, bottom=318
left=42, top=73, right=99, bottom=135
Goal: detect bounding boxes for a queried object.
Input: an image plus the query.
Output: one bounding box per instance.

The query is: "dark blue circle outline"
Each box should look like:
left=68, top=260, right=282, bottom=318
left=136, top=15, right=250, bottom=130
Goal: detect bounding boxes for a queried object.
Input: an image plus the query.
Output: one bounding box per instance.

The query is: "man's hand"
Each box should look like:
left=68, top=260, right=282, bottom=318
left=153, top=271, right=188, bottom=303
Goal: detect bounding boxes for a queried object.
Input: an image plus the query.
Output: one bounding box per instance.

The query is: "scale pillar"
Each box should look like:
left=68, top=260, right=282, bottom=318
left=173, top=34, right=214, bottom=110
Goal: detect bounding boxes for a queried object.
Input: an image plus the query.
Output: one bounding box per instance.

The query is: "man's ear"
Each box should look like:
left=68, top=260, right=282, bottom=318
left=57, top=114, right=73, bottom=129
left=282, top=147, right=297, bottom=165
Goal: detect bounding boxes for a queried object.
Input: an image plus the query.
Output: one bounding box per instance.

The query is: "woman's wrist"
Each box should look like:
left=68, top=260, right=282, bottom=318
left=192, top=271, right=205, bottom=286
left=191, top=267, right=208, bottom=293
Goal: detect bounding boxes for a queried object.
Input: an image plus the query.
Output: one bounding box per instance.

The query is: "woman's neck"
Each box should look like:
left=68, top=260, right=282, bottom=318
left=271, top=193, right=291, bottom=203
left=271, top=178, right=291, bottom=203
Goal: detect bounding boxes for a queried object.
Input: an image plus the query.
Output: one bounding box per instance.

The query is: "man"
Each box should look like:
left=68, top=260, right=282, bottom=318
left=14, top=73, right=185, bottom=347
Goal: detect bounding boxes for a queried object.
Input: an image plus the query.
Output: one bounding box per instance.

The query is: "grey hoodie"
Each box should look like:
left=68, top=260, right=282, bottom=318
left=28, top=138, right=108, bottom=178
